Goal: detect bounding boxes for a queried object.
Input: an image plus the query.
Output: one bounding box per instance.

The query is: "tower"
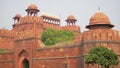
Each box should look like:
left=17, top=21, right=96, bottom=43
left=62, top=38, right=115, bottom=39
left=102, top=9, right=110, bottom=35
left=12, top=13, right=21, bottom=29
left=86, top=10, right=114, bottom=29
left=14, top=4, right=43, bottom=68
left=13, top=13, right=21, bottom=24
left=65, top=15, right=77, bottom=26
left=83, top=10, right=120, bottom=68
left=25, top=4, right=39, bottom=16
left=64, top=15, right=80, bottom=33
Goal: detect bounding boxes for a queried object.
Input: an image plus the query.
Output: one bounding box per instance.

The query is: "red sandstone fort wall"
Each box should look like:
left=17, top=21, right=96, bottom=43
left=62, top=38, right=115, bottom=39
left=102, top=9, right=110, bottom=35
left=0, top=4, right=120, bottom=68
left=83, top=29, right=120, bottom=54
left=33, top=44, right=83, bottom=68
left=0, top=29, right=15, bottom=49
left=83, top=28, right=120, bottom=68
left=0, top=52, right=14, bottom=68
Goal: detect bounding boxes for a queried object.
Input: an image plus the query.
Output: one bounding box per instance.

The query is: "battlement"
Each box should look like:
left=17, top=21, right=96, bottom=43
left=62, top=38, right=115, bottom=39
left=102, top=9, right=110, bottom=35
left=62, top=25, right=80, bottom=33
left=83, top=29, right=120, bottom=43
left=19, top=16, right=43, bottom=24
left=0, top=29, right=15, bottom=38
left=15, top=30, right=35, bottom=41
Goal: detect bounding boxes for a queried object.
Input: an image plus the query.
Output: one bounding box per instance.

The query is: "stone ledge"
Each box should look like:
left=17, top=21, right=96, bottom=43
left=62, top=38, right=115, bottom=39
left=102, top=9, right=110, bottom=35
left=15, top=37, right=40, bottom=42
left=0, top=60, right=14, bottom=62
left=36, top=43, right=82, bottom=51
left=83, top=40, right=120, bottom=45
left=0, top=36, right=14, bottom=38
left=32, top=55, right=83, bottom=60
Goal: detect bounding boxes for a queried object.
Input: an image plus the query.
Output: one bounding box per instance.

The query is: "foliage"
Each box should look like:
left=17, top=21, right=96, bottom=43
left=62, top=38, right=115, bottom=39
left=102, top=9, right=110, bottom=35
left=41, top=29, right=75, bottom=46
left=0, top=49, right=5, bottom=53
left=85, top=46, right=119, bottom=68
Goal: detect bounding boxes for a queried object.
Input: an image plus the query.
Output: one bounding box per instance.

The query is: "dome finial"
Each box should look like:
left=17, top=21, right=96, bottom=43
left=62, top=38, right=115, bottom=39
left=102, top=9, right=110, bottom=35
left=98, top=6, right=100, bottom=11
left=96, top=6, right=102, bottom=13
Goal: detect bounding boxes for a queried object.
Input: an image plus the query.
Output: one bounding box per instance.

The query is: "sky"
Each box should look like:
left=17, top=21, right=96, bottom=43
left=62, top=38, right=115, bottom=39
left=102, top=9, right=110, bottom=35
left=0, top=0, right=120, bottom=32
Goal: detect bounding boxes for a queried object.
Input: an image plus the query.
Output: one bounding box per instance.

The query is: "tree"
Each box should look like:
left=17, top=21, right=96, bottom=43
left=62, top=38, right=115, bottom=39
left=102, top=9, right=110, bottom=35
left=85, top=46, right=119, bottom=68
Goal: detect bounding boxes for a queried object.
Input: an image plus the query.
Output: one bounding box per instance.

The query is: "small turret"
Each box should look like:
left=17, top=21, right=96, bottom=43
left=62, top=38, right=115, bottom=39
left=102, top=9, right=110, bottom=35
left=13, top=13, right=21, bottom=24
left=25, top=4, right=39, bottom=16
left=65, top=15, right=77, bottom=26
left=86, top=10, right=114, bottom=29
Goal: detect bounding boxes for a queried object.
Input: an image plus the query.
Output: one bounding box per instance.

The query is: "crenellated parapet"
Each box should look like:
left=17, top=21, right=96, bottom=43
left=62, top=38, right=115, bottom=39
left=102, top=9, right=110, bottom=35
left=83, top=29, right=120, bottom=55
left=83, top=29, right=119, bottom=43
left=0, top=29, right=15, bottom=38
left=15, top=30, right=34, bottom=40
left=20, top=16, right=43, bottom=24
left=62, top=26, right=80, bottom=33
left=12, top=15, right=44, bottom=31
left=0, top=29, right=15, bottom=49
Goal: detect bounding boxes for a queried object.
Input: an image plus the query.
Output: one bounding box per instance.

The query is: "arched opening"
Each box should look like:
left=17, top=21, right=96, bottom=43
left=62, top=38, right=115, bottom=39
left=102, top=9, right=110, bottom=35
left=18, top=49, right=30, bottom=68
left=22, top=58, right=29, bottom=68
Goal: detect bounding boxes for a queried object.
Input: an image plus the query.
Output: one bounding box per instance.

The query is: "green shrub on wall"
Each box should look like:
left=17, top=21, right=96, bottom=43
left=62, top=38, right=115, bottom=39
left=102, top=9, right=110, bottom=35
left=41, top=29, right=75, bottom=46
left=0, top=49, right=5, bottom=53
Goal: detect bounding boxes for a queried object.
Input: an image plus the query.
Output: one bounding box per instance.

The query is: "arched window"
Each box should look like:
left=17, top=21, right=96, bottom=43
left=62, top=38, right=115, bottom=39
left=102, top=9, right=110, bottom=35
left=22, top=58, right=29, bottom=68
left=18, top=50, right=29, bottom=68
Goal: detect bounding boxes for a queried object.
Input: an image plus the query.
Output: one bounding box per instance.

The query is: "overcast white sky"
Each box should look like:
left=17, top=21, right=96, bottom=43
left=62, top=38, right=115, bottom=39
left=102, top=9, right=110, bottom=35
left=0, top=0, right=120, bottom=32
